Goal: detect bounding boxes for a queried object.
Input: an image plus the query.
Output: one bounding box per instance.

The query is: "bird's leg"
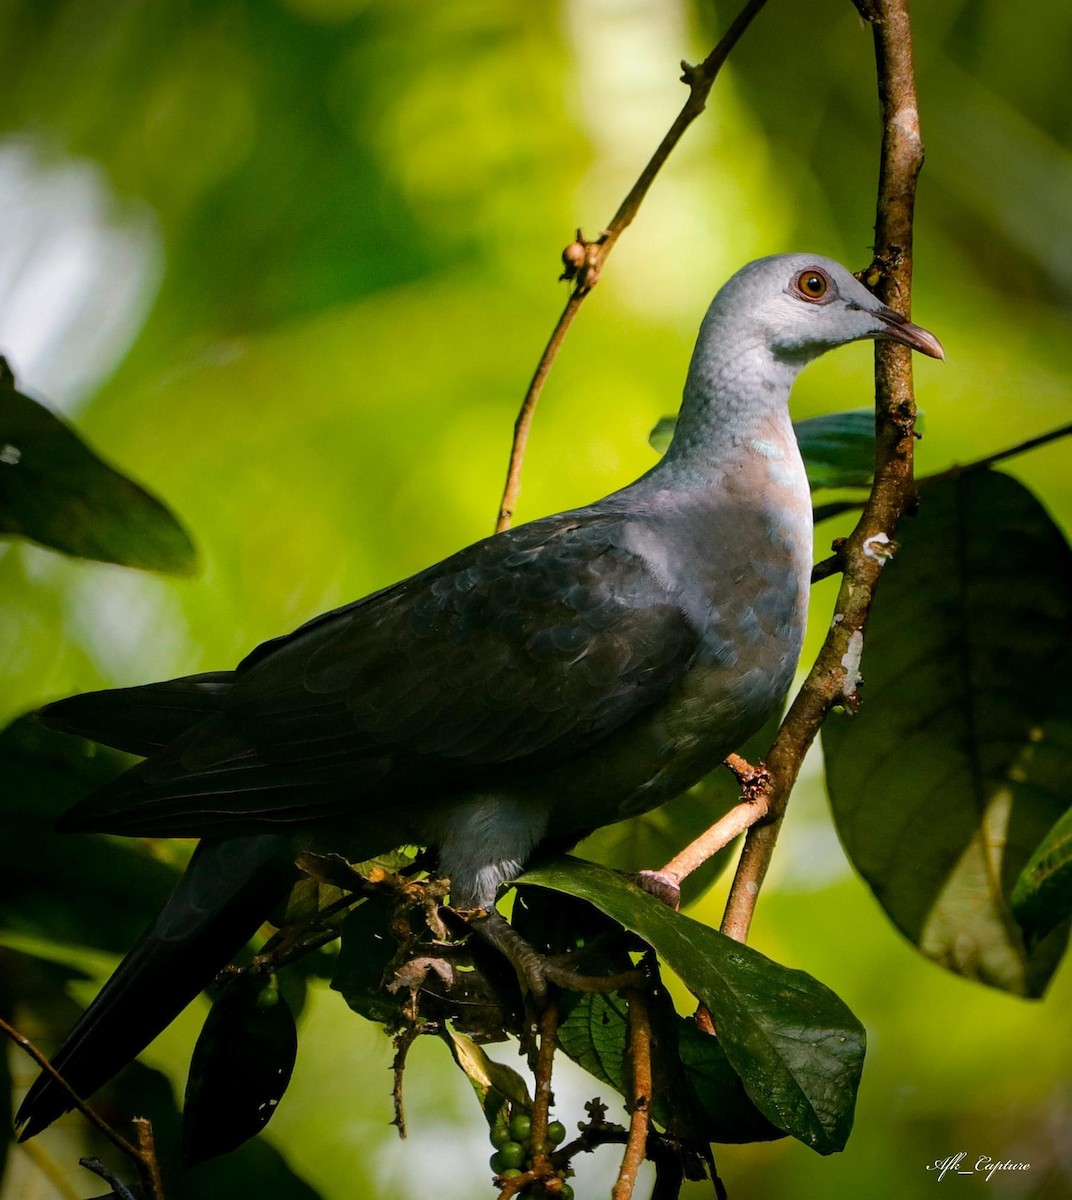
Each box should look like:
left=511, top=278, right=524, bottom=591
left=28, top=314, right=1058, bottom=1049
left=467, top=911, right=646, bottom=1003
left=635, top=754, right=774, bottom=910
left=469, top=910, right=550, bottom=1003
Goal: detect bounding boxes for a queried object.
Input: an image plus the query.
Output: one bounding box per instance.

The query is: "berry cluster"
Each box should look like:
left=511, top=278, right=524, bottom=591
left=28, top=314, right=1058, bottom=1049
left=489, top=1110, right=572, bottom=1198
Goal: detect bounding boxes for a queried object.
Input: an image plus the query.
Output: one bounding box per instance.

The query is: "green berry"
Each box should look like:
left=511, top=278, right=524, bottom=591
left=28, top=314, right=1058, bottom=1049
left=490, top=1125, right=510, bottom=1149
left=508, top=1111, right=532, bottom=1142
left=489, top=1152, right=506, bottom=1174
left=497, top=1141, right=526, bottom=1170
left=500, top=1168, right=522, bottom=1179
left=547, top=1120, right=567, bottom=1145
left=558, top=1184, right=574, bottom=1200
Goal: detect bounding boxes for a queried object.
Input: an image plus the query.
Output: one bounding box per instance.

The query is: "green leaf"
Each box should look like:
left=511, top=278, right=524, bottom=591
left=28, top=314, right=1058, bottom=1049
left=1011, top=801, right=1072, bottom=945
left=0, top=358, right=196, bottom=573
left=444, top=1027, right=532, bottom=1133
left=555, top=989, right=783, bottom=1145
left=183, top=974, right=298, bottom=1164
left=793, top=410, right=875, bottom=489
left=330, top=896, right=400, bottom=1024
left=823, top=469, right=1072, bottom=997
left=650, top=408, right=880, bottom=491
left=518, top=857, right=864, bottom=1154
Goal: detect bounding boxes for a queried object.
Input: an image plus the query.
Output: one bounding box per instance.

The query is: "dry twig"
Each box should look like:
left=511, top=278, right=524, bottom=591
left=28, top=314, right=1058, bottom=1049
left=0, top=1017, right=166, bottom=1200
left=495, top=0, right=770, bottom=531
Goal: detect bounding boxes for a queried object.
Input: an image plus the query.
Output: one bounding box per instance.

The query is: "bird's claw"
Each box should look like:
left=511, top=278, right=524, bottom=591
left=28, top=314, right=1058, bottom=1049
left=634, top=869, right=681, bottom=911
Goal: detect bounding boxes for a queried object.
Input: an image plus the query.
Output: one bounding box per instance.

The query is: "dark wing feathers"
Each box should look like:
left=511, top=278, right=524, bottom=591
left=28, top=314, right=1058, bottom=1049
left=57, top=514, right=700, bottom=837
left=40, top=672, right=234, bottom=757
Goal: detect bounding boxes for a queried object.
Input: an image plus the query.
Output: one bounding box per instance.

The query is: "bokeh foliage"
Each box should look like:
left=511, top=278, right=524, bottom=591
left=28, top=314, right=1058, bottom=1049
left=1, top=2, right=1070, bottom=1199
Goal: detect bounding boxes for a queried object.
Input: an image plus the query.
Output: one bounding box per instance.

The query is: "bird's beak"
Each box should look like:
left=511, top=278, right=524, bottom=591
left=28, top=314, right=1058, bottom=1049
left=872, top=306, right=945, bottom=360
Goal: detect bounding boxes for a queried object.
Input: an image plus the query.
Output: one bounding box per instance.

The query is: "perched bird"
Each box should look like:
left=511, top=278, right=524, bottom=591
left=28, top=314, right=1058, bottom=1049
left=16, top=254, right=942, bottom=1136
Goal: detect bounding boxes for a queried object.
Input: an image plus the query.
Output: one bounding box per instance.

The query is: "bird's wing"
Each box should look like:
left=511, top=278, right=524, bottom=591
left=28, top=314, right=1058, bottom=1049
left=61, top=513, right=707, bottom=836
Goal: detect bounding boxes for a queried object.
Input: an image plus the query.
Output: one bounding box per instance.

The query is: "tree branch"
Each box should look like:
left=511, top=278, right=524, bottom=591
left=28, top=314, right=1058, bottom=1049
left=721, top=0, right=927, bottom=943
left=0, top=1017, right=166, bottom=1200
left=494, top=0, right=770, bottom=532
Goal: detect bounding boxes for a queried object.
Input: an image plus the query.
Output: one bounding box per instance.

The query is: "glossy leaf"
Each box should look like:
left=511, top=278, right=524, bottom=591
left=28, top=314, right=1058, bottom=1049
left=330, top=897, right=400, bottom=1024
left=792, top=409, right=875, bottom=489
left=182, top=975, right=298, bottom=1163
left=518, top=857, right=864, bottom=1154
left=556, top=989, right=782, bottom=1145
left=1011, top=798, right=1072, bottom=945
left=0, top=358, right=196, bottom=573
left=823, top=470, right=1072, bottom=996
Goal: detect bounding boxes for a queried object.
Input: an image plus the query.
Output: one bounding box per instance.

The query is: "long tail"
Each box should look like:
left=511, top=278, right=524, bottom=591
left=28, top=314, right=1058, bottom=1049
left=38, top=672, right=234, bottom=756
left=15, top=834, right=297, bottom=1138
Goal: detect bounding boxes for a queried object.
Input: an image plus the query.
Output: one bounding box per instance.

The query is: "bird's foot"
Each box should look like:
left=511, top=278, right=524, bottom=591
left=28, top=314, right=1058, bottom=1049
left=633, top=869, right=681, bottom=911
left=468, top=911, right=645, bottom=1003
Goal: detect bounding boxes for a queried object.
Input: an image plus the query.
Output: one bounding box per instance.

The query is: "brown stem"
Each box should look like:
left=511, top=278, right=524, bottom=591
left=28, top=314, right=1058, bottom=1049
left=611, top=990, right=654, bottom=1200
left=494, top=0, right=770, bottom=532
left=132, top=1119, right=166, bottom=1200
left=530, top=1000, right=559, bottom=1166
left=0, top=1017, right=165, bottom=1200
left=652, top=758, right=773, bottom=895
left=719, top=0, right=926, bottom=943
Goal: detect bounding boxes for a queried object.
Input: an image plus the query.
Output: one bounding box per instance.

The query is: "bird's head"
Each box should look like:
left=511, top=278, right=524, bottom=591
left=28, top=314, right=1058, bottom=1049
left=714, top=253, right=944, bottom=364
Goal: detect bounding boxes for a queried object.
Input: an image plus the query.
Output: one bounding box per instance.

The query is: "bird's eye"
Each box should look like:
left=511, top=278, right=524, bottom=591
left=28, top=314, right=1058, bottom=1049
left=796, top=269, right=829, bottom=300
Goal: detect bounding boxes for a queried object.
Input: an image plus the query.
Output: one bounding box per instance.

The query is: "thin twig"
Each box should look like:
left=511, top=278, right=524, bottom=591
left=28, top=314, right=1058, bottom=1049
left=719, top=0, right=927, bottom=943
left=0, top=1017, right=166, bottom=1200
left=611, top=990, right=654, bottom=1200
left=79, top=1156, right=138, bottom=1200
left=495, top=0, right=770, bottom=532
left=921, top=422, right=1072, bottom=486
left=644, top=757, right=773, bottom=907
left=1, top=1017, right=140, bottom=1157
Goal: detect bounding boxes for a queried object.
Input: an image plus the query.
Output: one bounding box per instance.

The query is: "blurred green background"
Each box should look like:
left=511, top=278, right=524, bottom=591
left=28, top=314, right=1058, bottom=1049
left=1, top=0, right=1070, bottom=1197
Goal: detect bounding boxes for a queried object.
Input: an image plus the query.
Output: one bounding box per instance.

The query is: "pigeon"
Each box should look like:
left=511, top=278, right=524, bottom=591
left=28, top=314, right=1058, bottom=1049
left=16, top=253, right=943, bottom=1136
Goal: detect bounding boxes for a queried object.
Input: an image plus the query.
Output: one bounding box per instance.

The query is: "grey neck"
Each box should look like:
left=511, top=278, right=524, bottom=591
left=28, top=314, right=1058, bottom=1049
left=641, top=322, right=807, bottom=493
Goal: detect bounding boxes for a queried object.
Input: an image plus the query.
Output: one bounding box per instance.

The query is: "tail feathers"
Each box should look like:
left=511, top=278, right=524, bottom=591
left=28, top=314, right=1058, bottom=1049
left=38, top=672, right=235, bottom=757
left=15, top=834, right=296, bottom=1138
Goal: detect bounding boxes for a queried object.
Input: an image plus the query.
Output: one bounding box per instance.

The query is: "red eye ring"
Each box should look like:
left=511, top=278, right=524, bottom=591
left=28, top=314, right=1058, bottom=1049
left=794, top=268, right=830, bottom=301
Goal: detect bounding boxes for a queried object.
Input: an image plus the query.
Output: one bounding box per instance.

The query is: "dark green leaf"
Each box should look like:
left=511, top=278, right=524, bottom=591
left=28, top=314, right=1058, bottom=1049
left=0, top=358, right=196, bottom=573
left=1011, top=799, right=1072, bottom=945
left=518, top=857, right=864, bottom=1154
left=793, top=410, right=875, bottom=489
left=555, top=989, right=782, bottom=1144
left=108, top=1059, right=324, bottom=1200
left=823, top=469, right=1072, bottom=996
left=675, top=1017, right=785, bottom=1145
left=330, top=897, right=400, bottom=1024
left=183, top=974, right=298, bottom=1164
